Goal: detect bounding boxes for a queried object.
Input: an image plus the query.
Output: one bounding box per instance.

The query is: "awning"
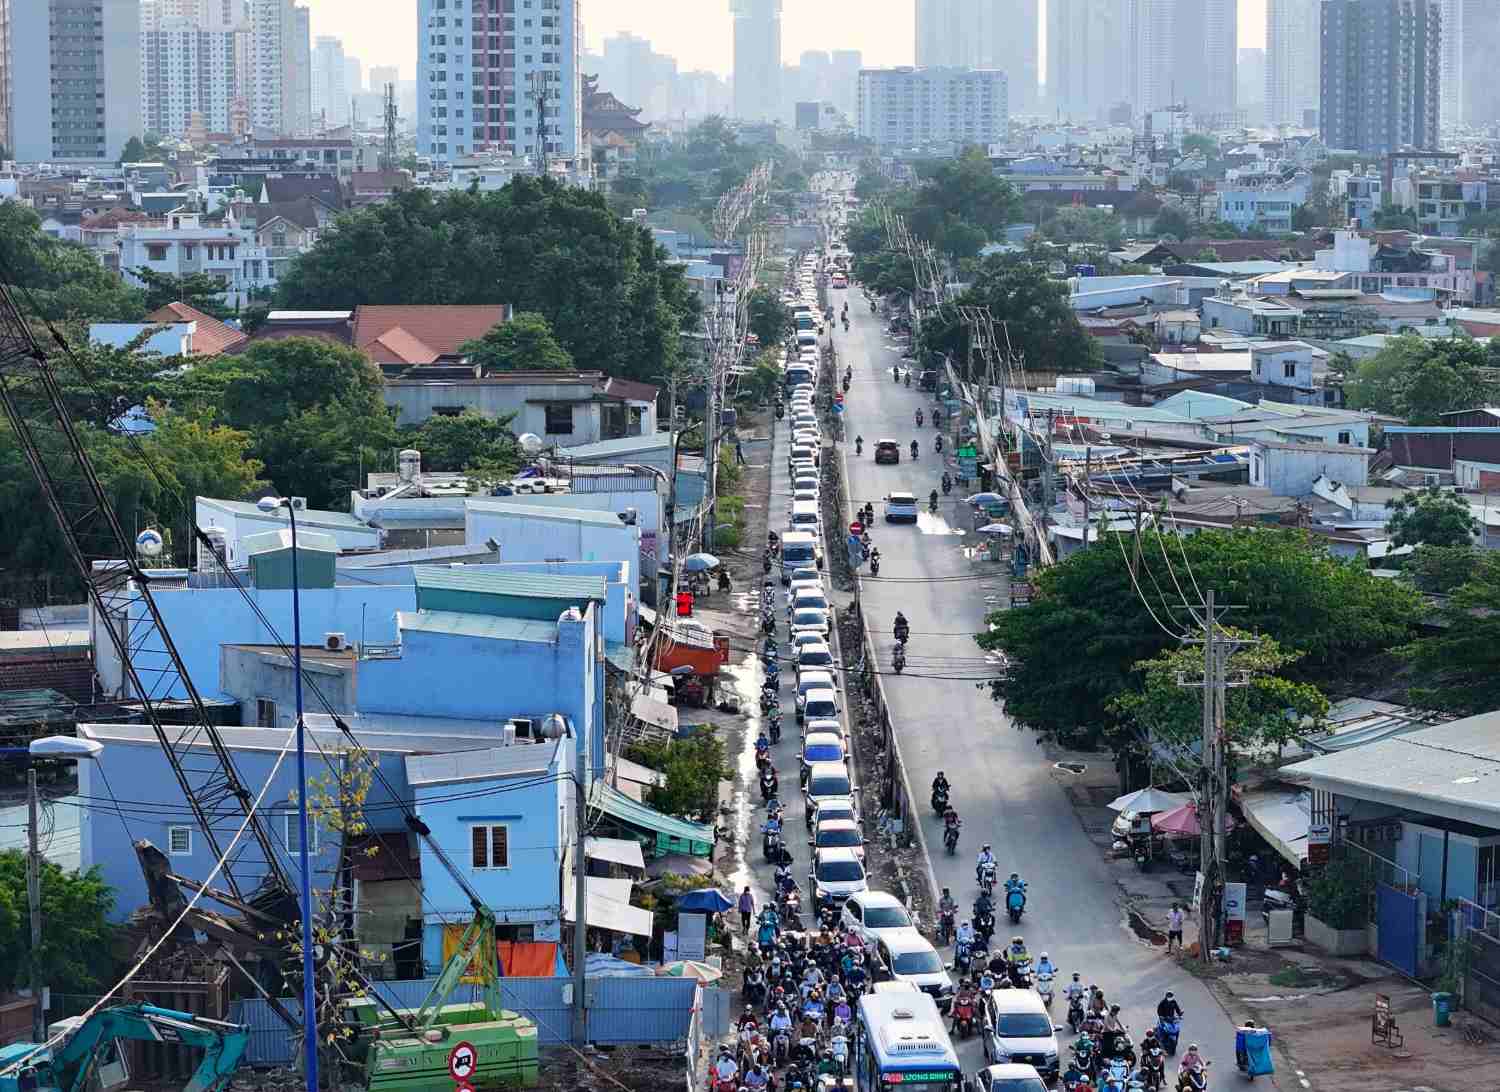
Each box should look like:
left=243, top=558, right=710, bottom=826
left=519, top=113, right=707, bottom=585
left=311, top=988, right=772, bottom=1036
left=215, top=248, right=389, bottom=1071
left=586, top=836, right=646, bottom=871
left=639, top=605, right=658, bottom=629
left=561, top=876, right=654, bottom=937
left=590, top=780, right=715, bottom=858
left=1238, top=785, right=1311, bottom=869
left=631, top=692, right=679, bottom=734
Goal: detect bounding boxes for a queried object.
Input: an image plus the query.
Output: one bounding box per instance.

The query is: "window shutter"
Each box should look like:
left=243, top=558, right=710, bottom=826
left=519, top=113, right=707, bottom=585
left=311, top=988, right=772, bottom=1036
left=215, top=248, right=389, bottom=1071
left=492, top=825, right=509, bottom=868
left=471, top=826, right=488, bottom=869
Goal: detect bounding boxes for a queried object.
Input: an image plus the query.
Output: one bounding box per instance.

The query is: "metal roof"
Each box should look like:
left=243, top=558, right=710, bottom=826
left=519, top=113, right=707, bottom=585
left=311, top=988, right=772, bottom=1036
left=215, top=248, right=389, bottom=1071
left=465, top=499, right=631, bottom=529
left=198, top=496, right=373, bottom=531
left=590, top=780, right=714, bottom=854
left=404, top=741, right=560, bottom=787
left=412, top=566, right=606, bottom=602
left=1282, top=714, right=1500, bottom=828
left=79, top=722, right=497, bottom=755
left=397, top=610, right=560, bottom=643
left=560, top=434, right=674, bottom=459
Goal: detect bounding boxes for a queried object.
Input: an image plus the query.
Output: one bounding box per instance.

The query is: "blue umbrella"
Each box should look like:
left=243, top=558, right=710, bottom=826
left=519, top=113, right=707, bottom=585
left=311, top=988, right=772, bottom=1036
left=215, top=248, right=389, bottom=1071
left=677, top=888, right=734, bottom=913
left=683, top=552, right=721, bottom=572
left=966, top=492, right=1004, bottom=506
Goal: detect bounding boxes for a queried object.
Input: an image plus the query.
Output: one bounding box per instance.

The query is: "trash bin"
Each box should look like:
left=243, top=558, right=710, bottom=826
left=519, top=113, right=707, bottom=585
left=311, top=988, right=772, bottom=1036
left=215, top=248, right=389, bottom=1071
left=1432, top=991, right=1453, bottom=1027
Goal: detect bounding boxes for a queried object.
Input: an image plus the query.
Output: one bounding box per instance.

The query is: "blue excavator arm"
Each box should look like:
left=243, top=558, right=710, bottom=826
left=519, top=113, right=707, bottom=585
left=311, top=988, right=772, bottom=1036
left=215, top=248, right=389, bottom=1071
left=48, top=1004, right=249, bottom=1092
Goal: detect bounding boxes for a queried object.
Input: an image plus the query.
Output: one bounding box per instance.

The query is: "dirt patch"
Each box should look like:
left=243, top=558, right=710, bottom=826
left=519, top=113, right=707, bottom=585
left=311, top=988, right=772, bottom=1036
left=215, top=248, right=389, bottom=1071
left=530, top=1044, right=689, bottom=1091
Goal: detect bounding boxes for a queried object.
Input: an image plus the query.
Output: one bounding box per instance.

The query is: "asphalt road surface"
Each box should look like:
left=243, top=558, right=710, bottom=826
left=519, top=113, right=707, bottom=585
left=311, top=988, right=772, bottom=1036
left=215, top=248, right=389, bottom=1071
left=829, top=271, right=1245, bottom=1078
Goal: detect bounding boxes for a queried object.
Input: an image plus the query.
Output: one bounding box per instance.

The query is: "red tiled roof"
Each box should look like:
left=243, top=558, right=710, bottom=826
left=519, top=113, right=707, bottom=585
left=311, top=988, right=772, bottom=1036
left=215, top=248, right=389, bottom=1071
left=352, top=305, right=509, bottom=361
left=602, top=376, right=659, bottom=402
left=145, top=302, right=249, bottom=356
left=366, top=325, right=439, bottom=365
left=81, top=207, right=150, bottom=230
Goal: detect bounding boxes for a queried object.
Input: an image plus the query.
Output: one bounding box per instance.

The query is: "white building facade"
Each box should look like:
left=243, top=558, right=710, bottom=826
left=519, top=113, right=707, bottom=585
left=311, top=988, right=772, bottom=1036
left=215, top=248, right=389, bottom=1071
left=857, top=67, right=1008, bottom=148
left=140, top=17, right=242, bottom=137
left=1218, top=172, right=1313, bottom=232
left=1266, top=0, right=1321, bottom=127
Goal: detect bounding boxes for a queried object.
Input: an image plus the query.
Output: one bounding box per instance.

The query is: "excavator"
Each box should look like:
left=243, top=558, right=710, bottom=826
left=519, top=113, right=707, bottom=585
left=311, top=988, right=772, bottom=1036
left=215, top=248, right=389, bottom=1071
left=0, top=1003, right=249, bottom=1092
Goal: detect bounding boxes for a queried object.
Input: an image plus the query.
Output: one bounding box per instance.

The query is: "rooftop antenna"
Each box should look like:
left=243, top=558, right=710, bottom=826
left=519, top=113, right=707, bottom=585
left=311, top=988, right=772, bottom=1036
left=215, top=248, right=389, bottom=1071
left=382, top=82, right=398, bottom=169
left=528, top=68, right=556, bottom=174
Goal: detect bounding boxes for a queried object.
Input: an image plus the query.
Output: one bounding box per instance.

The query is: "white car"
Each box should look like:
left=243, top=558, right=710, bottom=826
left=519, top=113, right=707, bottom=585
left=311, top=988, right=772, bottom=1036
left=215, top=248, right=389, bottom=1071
left=795, top=671, right=837, bottom=721
left=793, top=474, right=819, bottom=494
left=840, top=890, right=914, bottom=948
left=791, top=628, right=828, bottom=654
left=875, top=929, right=954, bottom=1011
left=813, top=816, right=865, bottom=862
left=790, top=586, right=831, bottom=616
left=795, top=641, right=836, bottom=679
left=809, top=846, right=867, bottom=904
left=790, top=606, right=831, bottom=637
left=792, top=487, right=820, bottom=505
left=803, top=716, right=845, bottom=745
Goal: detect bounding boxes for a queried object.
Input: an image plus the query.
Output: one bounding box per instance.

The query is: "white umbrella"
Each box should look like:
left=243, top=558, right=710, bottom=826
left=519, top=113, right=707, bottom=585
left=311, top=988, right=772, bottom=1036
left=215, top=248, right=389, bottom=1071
left=1107, top=786, right=1188, bottom=814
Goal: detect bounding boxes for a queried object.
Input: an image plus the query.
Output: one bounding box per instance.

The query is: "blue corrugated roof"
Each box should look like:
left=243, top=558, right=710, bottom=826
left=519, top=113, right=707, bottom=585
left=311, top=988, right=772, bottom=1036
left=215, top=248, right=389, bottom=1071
left=398, top=610, right=558, bottom=643
left=413, top=566, right=606, bottom=602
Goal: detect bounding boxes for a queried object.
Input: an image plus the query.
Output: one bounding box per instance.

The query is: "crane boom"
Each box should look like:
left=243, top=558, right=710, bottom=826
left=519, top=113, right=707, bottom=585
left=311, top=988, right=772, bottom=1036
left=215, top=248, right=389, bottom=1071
left=0, top=276, right=294, bottom=913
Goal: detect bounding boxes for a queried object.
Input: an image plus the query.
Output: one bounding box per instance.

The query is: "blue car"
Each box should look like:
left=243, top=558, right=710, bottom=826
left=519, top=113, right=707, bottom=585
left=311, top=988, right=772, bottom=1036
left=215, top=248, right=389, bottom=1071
left=884, top=492, right=919, bottom=522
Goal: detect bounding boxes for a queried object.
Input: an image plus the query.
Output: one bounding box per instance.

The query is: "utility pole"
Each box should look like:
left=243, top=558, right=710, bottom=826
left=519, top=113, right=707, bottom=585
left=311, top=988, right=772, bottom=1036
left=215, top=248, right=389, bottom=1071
left=527, top=69, right=556, bottom=175
left=1081, top=447, right=1092, bottom=550
left=381, top=82, right=398, bottom=170
left=27, top=766, right=43, bottom=1043
left=571, top=719, right=588, bottom=1045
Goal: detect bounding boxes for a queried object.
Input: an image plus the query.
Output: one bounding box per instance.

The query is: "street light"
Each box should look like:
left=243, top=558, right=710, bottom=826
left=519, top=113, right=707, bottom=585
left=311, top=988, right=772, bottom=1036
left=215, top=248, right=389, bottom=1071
left=257, top=494, right=318, bottom=1090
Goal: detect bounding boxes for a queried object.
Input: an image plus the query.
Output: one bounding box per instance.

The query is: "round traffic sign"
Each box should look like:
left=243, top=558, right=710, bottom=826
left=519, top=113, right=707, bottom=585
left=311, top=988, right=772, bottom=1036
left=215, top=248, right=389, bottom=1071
left=448, top=1041, right=478, bottom=1081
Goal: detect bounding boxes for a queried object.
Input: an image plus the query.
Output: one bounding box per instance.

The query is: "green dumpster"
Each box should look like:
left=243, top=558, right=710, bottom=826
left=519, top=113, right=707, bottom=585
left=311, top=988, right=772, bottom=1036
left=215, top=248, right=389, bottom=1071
left=1432, top=991, right=1453, bottom=1026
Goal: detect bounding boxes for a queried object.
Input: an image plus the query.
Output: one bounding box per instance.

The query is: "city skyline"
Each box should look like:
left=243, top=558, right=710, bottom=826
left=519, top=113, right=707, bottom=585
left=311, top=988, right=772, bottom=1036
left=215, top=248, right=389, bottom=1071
left=303, top=0, right=1270, bottom=83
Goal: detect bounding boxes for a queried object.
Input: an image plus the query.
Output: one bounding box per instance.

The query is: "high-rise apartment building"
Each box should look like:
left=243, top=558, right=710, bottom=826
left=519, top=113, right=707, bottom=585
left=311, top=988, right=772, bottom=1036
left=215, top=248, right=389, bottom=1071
left=141, top=16, right=243, bottom=137
left=249, top=0, right=308, bottom=135
left=1047, top=0, right=1126, bottom=119
left=914, top=0, right=1038, bottom=112
left=1267, top=0, right=1322, bottom=127
left=1438, top=0, right=1462, bottom=128
left=731, top=0, right=781, bottom=122
left=858, top=66, right=1008, bottom=148
left=1127, top=0, right=1237, bottom=119
left=0, top=0, right=141, bottom=162
left=417, top=0, right=582, bottom=165
left=312, top=35, right=348, bottom=128
left=1464, top=0, right=1500, bottom=124
left=1320, top=0, right=1442, bottom=153
left=828, top=49, right=861, bottom=121
left=289, top=4, right=310, bottom=133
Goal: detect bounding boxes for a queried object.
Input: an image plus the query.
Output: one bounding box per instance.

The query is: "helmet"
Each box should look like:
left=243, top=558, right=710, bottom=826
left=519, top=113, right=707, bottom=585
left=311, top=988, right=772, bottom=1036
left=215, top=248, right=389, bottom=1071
left=744, top=1004, right=753, bottom=1012
left=1072, top=972, right=1082, bottom=980
left=1040, top=952, right=1049, bottom=960
left=1164, top=991, right=1174, bottom=1000
left=942, top=886, right=951, bottom=894
left=961, top=920, right=970, bottom=928
left=1013, top=936, right=1024, bottom=945
left=1188, top=1044, right=1200, bottom=1052
left=1010, top=871, right=1020, bottom=879
left=983, top=843, right=992, bottom=851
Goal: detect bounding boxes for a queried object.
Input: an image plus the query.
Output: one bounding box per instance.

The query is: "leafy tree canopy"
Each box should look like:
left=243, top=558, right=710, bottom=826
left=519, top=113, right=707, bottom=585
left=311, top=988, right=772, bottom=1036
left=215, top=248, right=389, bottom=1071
left=1406, top=552, right=1500, bottom=714
left=0, top=852, right=116, bottom=995
left=1403, top=544, right=1481, bottom=593
left=1152, top=207, right=1192, bottom=242
left=0, top=201, right=145, bottom=322
left=1043, top=206, right=1124, bottom=249
left=131, top=268, right=233, bottom=319
left=460, top=311, right=574, bottom=374
left=920, top=253, right=1104, bottom=375
left=746, top=287, right=791, bottom=350
left=400, top=410, right=518, bottom=476
left=979, top=528, right=1420, bottom=749
left=274, top=177, right=699, bottom=384
left=1385, top=486, right=1479, bottom=548
left=1342, top=336, right=1500, bottom=423
left=1181, top=133, right=1218, bottom=160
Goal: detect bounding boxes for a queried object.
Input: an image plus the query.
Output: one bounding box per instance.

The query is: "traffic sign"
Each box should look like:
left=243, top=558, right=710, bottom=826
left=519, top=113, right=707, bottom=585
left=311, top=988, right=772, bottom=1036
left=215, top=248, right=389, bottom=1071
left=448, top=1041, right=478, bottom=1082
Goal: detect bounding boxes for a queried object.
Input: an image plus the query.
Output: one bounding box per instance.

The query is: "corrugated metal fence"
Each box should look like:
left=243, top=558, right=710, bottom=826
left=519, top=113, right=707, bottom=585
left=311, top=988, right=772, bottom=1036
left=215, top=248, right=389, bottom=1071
left=230, top=977, right=698, bottom=1067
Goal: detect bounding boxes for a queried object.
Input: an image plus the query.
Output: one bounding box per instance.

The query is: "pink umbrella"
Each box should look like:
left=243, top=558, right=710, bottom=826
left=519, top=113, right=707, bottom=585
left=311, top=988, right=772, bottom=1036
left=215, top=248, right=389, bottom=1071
left=1151, top=801, right=1235, bottom=837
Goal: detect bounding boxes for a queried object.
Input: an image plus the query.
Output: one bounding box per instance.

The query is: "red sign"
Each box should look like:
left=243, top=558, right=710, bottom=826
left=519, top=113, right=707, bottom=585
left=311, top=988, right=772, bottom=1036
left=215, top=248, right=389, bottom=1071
left=448, top=1041, right=478, bottom=1083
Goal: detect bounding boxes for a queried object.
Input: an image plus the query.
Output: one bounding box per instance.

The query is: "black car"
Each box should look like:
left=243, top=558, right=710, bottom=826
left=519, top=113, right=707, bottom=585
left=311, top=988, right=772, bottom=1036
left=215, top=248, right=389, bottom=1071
left=874, top=439, right=901, bottom=465
left=919, top=369, right=939, bottom=391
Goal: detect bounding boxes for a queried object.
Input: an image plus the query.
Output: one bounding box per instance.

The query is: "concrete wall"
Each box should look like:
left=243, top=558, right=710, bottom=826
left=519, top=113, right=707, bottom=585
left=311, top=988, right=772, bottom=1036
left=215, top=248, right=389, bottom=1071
left=1250, top=444, right=1370, bottom=496
left=383, top=381, right=657, bottom=439
left=1251, top=347, right=1315, bottom=389
left=465, top=502, right=641, bottom=592
left=495, top=489, right=659, bottom=584
left=219, top=646, right=358, bottom=724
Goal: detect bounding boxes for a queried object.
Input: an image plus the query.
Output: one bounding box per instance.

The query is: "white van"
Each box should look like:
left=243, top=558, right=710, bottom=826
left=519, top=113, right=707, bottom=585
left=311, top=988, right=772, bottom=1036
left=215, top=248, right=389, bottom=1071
left=788, top=499, right=821, bottom=536
left=780, top=530, right=822, bottom=581
left=796, top=330, right=818, bottom=350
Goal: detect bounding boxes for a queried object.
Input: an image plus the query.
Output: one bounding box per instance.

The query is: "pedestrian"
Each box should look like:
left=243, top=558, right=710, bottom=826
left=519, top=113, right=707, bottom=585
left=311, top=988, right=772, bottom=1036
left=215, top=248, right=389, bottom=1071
left=739, top=886, right=756, bottom=934
left=736, top=440, right=747, bottom=465
left=1167, top=902, right=1185, bottom=953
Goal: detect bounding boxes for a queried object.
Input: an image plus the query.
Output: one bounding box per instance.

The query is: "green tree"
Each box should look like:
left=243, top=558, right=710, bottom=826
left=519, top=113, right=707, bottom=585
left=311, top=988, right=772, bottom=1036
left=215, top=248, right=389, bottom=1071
left=1181, top=134, right=1218, bottom=159
left=1109, top=632, right=1329, bottom=757
left=1406, top=553, right=1500, bottom=713
left=979, top=528, right=1420, bottom=748
left=129, top=268, right=232, bottom=318
left=1404, top=544, right=1481, bottom=593
left=0, top=852, right=116, bottom=995
left=459, top=312, right=574, bottom=374
left=1343, top=336, right=1496, bottom=423
left=1152, top=207, right=1192, bottom=241
left=119, top=136, right=149, bottom=164
left=735, top=352, right=782, bottom=405
left=0, top=201, right=145, bottom=322
left=922, top=254, right=1104, bottom=375
left=746, top=287, right=791, bottom=349
left=1374, top=206, right=1419, bottom=231
left=1385, top=486, right=1479, bottom=548
left=274, top=178, right=698, bottom=384
left=1043, top=206, right=1124, bottom=248
left=625, top=735, right=729, bottom=823
left=402, top=410, right=519, bottom=474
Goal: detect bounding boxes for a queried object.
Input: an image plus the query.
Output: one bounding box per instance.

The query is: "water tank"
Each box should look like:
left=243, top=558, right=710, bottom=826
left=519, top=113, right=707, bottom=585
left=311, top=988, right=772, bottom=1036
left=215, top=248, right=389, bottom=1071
left=397, top=449, right=422, bottom=482
left=198, top=527, right=230, bottom=572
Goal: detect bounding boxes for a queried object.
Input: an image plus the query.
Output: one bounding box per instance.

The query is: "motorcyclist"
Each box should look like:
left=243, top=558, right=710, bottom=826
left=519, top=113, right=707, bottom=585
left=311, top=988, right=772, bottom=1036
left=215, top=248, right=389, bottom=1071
left=941, top=472, right=952, bottom=494
left=973, top=888, right=994, bottom=919
left=817, top=1049, right=841, bottom=1077
left=893, top=612, right=910, bottom=642
left=1140, top=1027, right=1161, bottom=1059
left=1157, top=991, right=1184, bottom=1024
left=950, top=979, right=977, bottom=1032
left=1004, top=935, right=1030, bottom=967
left=1178, top=1044, right=1206, bottom=1074
left=869, top=547, right=881, bottom=575
left=910, top=439, right=919, bottom=459
left=955, top=919, right=975, bottom=952
left=935, top=433, right=944, bottom=453
left=1103, top=1004, right=1128, bottom=1057
left=712, top=1049, right=739, bottom=1086
left=929, top=488, right=939, bottom=512
left=1005, top=872, right=1026, bottom=897
left=905, top=370, right=911, bottom=387
left=737, top=1004, right=760, bottom=1032
left=769, top=1005, right=793, bottom=1037
left=855, top=435, right=863, bottom=455
left=938, top=887, right=958, bottom=918
left=916, top=409, right=924, bottom=427
left=1037, top=951, right=1057, bottom=978
left=976, top=843, right=997, bottom=886
left=932, top=771, right=950, bottom=798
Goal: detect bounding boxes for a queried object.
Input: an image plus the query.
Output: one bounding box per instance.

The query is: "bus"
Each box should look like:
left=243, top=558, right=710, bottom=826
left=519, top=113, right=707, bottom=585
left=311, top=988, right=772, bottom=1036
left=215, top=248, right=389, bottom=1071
left=853, top=991, right=962, bottom=1091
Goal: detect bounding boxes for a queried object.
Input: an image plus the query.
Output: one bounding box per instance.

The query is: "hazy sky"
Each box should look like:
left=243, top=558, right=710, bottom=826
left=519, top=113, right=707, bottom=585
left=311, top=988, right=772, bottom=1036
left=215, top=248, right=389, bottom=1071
left=315, top=0, right=1268, bottom=84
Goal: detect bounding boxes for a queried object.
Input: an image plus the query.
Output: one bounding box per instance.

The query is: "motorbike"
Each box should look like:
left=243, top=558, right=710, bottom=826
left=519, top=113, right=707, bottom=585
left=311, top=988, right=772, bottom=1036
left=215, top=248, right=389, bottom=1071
left=979, top=862, right=997, bottom=896
left=855, top=437, right=863, bottom=455
left=950, top=997, right=978, bottom=1039
left=1103, top=1056, right=1132, bottom=1085
left=905, top=371, right=911, bottom=388
left=1072, top=1039, right=1099, bottom=1079
left=760, top=691, right=780, bottom=713
left=935, top=434, right=944, bottom=453
left=1141, top=1046, right=1166, bottom=1091
left=1175, top=1064, right=1209, bottom=1092
left=1008, top=957, right=1033, bottom=990
left=1006, top=886, right=1027, bottom=924
left=869, top=551, right=881, bottom=576
left=910, top=440, right=919, bottom=459
left=763, top=827, right=785, bottom=863
left=938, top=909, right=956, bottom=946
left=929, top=493, right=939, bottom=514
left=1037, top=970, right=1055, bottom=1006
left=931, top=785, right=950, bottom=815
left=941, top=474, right=952, bottom=495
left=1155, top=1018, right=1181, bottom=1055
left=768, top=713, right=782, bottom=744
left=916, top=410, right=924, bottom=427
left=972, top=910, right=995, bottom=947
left=943, top=823, right=960, bottom=855
left=1068, top=997, right=1086, bottom=1034
left=760, top=772, right=779, bottom=801
left=893, top=646, right=906, bottom=674
left=772, top=1030, right=791, bottom=1068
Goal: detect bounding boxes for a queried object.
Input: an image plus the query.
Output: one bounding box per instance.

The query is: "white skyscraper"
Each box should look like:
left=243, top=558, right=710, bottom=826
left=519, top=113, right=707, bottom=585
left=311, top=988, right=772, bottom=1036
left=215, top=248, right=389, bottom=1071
left=417, top=0, right=582, bottom=163
left=1266, top=0, right=1322, bottom=127
left=858, top=66, right=1008, bottom=147
left=731, top=0, right=782, bottom=122
left=141, top=16, right=242, bottom=137
left=1127, top=0, right=1176, bottom=114
left=312, top=35, right=348, bottom=129
left=914, top=0, right=1038, bottom=111
left=1439, top=0, right=1463, bottom=128
left=1128, top=0, right=1236, bottom=119
left=1048, top=0, right=1127, bottom=119
left=0, top=0, right=141, bottom=162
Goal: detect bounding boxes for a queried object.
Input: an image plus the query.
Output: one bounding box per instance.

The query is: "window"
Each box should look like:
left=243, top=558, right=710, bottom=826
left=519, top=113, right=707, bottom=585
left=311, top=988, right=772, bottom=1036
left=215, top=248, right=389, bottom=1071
left=285, top=813, right=319, bottom=854
left=167, top=826, right=193, bottom=855
left=1338, top=431, right=1352, bottom=445
left=1283, top=361, right=1297, bottom=379
left=470, top=823, right=509, bottom=869
left=544, top=403, right=573, bottom=435
left=256, top=698, right=277, bottom=728
left=146, top=244, right=167, bottom=261
left=432, top=406, right=464, bottom=417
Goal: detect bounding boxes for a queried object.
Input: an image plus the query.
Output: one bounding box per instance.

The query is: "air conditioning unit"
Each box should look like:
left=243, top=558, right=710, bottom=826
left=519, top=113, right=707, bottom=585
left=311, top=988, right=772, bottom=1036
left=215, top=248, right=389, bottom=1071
left=508, top=717, right=535, bottom=740
left=289, top=497, right=308, bottom=511
left=324, top=632, right=348, bottom=651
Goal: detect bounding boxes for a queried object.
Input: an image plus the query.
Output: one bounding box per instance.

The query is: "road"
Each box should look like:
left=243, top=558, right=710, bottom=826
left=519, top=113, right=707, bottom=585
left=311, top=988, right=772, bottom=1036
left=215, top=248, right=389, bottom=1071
left=830, top=278, right=1246, bottom=1077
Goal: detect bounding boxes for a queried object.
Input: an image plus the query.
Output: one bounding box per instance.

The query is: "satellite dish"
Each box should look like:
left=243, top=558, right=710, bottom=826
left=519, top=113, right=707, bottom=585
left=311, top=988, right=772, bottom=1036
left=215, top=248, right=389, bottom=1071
left=135, top=528, right=164, bottom=558
left=519, top=433, right=545, bottom=456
